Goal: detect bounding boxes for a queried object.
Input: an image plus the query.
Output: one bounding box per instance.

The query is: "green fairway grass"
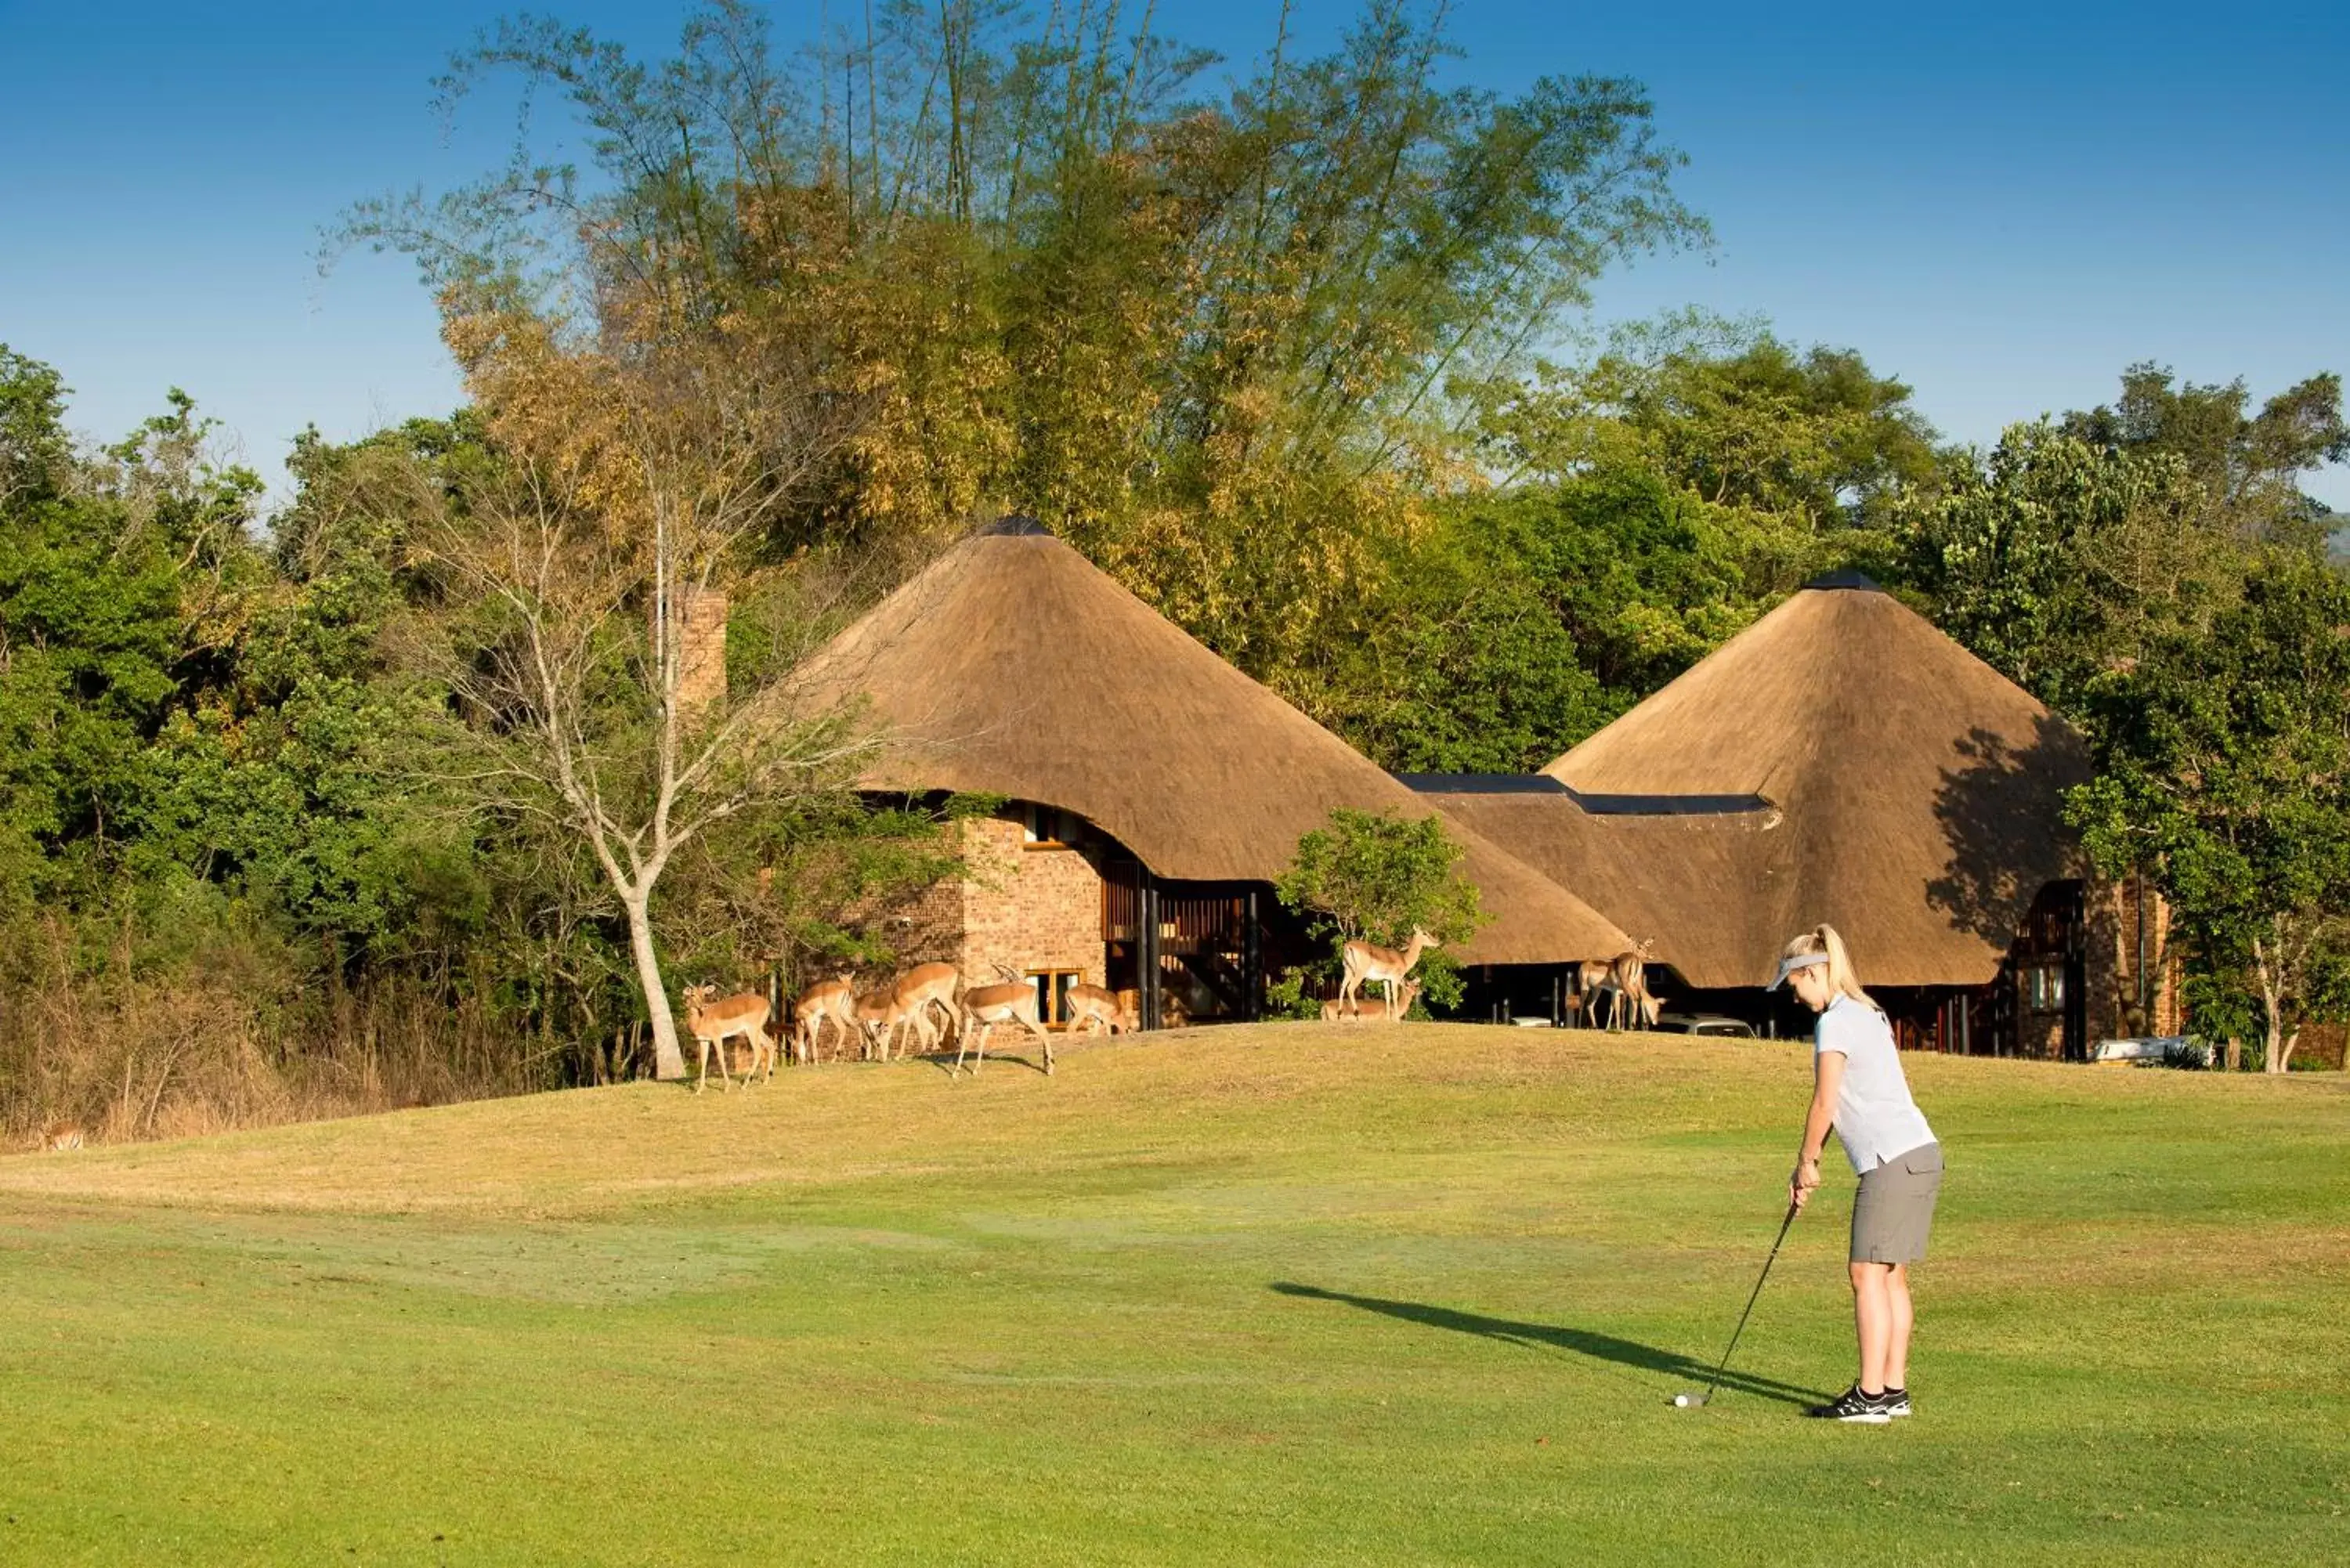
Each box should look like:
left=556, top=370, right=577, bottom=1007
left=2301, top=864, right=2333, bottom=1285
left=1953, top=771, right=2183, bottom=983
left=2, top=1024, right=2343, bottom=1565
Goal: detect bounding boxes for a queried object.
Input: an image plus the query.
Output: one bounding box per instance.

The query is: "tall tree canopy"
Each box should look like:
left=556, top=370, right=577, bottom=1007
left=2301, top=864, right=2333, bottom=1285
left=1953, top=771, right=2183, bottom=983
left=2068, top=562, right=2350, bottom=1071
left=340, top=0, right=1705, bottom=735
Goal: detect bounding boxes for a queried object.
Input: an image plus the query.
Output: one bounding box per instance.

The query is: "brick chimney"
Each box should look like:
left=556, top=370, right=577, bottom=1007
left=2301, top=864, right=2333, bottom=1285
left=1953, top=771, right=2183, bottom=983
left=666, top=585, right=728, bottom=712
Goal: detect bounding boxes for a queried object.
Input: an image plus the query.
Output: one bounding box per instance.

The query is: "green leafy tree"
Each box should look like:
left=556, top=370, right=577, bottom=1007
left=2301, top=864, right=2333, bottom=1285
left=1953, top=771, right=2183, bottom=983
left=2066, top=562, right=2350, bottom=1072
left=1274, top=808, right=1484, bottom=1010
left=1484, top=313, right=1940, bottom=587
left=2059, top=363, right=2348, bottom=533
left=0, top=359, right=250, bottom=907
left=1896, top=420, right=2236, bottom=714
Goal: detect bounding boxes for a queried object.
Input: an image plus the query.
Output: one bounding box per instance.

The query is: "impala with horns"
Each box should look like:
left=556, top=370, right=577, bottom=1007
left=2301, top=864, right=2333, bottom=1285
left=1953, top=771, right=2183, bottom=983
left=683, top=984, right=779, bottom=1093
left=790, top=974, right=858, bottom=1064
left=1340, top=928, right=1440, bottom=1017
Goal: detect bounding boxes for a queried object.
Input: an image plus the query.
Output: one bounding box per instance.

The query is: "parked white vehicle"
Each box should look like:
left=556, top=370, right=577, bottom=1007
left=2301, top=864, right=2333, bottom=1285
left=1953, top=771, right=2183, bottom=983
left=2093, top=1035, right=2209, bottom=1067
left=1653, top=1013, right=1758, bottom=1039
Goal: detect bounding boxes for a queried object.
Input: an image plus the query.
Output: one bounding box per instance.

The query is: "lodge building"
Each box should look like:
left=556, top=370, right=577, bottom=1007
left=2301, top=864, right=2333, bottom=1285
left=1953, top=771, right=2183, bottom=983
left=793, top=519, right=2176, bottom=1058
left=794, top=518, right=1628, bottom=1030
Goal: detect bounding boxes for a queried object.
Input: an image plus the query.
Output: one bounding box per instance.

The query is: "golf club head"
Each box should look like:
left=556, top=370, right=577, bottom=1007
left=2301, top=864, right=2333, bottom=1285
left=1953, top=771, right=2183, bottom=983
left=1671, top=1389, right=1710, bottom=1408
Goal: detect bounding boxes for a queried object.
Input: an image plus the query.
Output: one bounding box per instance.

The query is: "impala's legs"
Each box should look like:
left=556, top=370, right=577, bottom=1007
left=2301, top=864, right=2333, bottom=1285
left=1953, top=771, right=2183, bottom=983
left=697, top=1035, right=732, bottom=1093
left=1022, top=1012, right=1054, bottom=1075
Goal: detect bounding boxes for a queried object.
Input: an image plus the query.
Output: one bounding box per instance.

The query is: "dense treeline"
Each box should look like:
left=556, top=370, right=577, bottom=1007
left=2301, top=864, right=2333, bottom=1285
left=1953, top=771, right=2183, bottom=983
left=5, top=2, right=2345, bottom=1138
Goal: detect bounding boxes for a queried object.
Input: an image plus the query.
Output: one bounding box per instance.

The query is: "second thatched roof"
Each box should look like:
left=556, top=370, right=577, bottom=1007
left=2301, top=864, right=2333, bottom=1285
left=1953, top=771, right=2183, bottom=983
left=795, top=519, right=1631, bottom=965
left=1424, top=573, right=2090, bottom=988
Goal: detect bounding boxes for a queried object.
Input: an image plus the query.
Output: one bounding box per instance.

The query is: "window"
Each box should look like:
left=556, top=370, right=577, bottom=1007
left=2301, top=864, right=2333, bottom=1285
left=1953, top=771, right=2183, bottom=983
left=2024, top=963, right=2065, bottom=1015
left=1029, top=969, right=1083, bottom=1028
left=1020, top=803, right=1080, bottom=849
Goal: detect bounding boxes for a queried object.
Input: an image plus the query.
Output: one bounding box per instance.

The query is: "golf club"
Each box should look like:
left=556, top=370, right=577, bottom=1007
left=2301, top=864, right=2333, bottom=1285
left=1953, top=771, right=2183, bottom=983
left=1673, top=1199, right=1800, bottom=1409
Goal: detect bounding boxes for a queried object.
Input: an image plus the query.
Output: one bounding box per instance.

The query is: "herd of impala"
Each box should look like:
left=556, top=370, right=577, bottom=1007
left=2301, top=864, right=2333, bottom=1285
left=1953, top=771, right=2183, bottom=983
left=680, top=962, right=1140, bottom=1092
left=681, top=931, right=1665, bottom=1092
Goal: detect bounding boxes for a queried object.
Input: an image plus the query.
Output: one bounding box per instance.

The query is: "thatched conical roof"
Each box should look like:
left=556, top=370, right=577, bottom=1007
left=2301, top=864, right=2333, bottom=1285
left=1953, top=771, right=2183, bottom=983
left=797, top=520, right=1630, bottom=965
left=1432, top=574, right=2088, bottom=988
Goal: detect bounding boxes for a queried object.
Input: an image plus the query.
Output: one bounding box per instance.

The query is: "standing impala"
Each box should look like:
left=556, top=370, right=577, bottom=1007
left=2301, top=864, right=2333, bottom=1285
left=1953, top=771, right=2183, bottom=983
left=1340, top=928, right=1440, bottom=1017
left=683, top=984, right=778, bottom=1092
left=956, top=975, right=1054, bottom=1076
left=890, top=962, right=963, bottom=1050
left=790, top=974, right=857, bottom=1064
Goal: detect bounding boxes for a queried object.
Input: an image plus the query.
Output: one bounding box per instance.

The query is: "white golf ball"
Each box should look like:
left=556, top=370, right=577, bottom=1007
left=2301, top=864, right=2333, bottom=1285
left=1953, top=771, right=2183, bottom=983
left=1673, top=1394, right=1691, bottom=1407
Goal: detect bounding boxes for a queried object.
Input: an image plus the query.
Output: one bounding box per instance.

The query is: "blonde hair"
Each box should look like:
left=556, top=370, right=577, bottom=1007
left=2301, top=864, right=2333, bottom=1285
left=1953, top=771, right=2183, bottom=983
left=1781, top=924, right=1880, bottom=1012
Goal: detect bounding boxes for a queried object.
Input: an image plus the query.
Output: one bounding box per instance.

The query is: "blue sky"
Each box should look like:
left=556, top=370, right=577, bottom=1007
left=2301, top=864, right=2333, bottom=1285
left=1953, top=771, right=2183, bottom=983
left=4, top=1, right=2345, bottom=508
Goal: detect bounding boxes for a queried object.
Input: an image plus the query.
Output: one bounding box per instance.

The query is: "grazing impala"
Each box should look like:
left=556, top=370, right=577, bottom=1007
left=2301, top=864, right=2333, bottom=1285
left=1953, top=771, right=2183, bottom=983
left=956, top=977, right=1054, bottom=1076
left=1320, top=977, right=1422, bottom=1023
left=1340, top=928, right=1440, bottom=1017
left=684, top=984, right=778, bottom=1093
left=1356, top=978, right=1422, bottom=1024
left=891, top=962, right=963, bottom=1050
left=790, top=974, right=857, bottom=1064
left=1606, top=945, right=1660, bottom=1031
left=42, top=1122, right=85, bottom=1152
left=1064, top=982, right=1136, bottom=1038
left=853, top=986, right=930, bottom=1063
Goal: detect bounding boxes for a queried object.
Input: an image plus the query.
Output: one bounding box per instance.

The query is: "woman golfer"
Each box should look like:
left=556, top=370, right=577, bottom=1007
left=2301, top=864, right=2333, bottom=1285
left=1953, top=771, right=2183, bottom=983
left=1776, top=924, right=1942, bottom=1423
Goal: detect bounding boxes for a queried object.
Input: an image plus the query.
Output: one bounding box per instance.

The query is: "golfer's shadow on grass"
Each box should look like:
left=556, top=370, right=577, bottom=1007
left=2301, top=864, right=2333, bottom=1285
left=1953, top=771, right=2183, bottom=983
left=1270, top=1283, right=1824, bottom=1407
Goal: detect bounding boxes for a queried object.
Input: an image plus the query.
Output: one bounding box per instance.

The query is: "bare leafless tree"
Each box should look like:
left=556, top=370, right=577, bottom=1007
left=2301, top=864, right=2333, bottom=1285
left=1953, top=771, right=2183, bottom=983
left=414, top=310, right=880, bottom=1079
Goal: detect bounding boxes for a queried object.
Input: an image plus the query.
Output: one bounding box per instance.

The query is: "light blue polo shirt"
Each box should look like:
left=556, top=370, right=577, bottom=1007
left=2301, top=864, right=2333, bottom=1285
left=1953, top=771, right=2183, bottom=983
left=1816, top=994, right=1936, bottom=1173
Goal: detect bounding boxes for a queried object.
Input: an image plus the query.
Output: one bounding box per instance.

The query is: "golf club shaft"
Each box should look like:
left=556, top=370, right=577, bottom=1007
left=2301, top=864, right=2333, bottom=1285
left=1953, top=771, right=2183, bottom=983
left=1701, top=1201, right=1799, bottom=1401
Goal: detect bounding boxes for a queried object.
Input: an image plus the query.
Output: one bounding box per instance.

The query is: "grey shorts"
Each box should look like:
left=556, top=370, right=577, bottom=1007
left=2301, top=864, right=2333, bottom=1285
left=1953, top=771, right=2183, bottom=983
left=1852, top=1142, right=1943, bottom=1265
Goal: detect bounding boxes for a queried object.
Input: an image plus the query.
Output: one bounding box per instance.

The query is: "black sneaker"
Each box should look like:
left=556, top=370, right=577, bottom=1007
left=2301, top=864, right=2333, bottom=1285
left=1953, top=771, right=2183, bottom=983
left=1803, top=1385, right=1891, bottom=1423
left=1879, top=1386, right=1911, bottom=1418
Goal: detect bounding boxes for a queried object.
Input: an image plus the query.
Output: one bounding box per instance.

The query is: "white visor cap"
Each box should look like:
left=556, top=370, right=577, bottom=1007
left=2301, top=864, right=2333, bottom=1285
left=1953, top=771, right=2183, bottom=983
left=1770, top=951, right=1831, bottom=990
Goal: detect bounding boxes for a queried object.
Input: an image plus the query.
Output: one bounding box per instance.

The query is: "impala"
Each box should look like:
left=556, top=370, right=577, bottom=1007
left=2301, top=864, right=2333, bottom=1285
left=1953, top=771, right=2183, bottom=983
left=1340, top=928, right=1440, bottom=1017
left=790, top=974, right=857, bottom=1064
left=1605, top=945, right=1661, bottom=1031
left=1573, top=957, right=1616, bottom=1028
left=1064, top=982, right=1136, bottom=1038
left=1356, top=978, right=1422, bottom=1024
left=683, top=984, right=778, bottom=1092
left=890, top=961, right=963, bottom=1050
left=853, top=986, right=929, bottom=1063
left=956, top=977, right=1054, bottom=1076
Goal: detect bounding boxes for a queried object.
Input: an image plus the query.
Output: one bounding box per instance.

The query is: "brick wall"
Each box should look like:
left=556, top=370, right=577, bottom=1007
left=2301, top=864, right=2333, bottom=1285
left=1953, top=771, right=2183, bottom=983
left=854, top=808, right=1107, bottom=988
left=958, top=815, right=1107, bottom=988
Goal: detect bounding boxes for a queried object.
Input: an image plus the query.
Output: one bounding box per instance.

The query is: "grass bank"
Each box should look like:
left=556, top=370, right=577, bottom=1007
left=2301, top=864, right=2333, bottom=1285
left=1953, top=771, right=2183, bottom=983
left=2, top=1023, right=2343, bottom=1564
